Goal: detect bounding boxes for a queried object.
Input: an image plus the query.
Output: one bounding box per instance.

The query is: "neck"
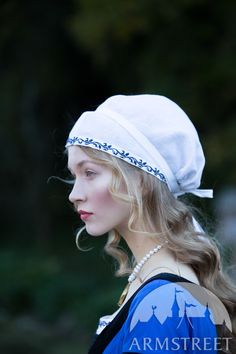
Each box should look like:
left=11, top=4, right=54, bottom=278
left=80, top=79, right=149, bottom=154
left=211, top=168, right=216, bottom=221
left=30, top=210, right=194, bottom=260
left=117, top=226, right=174, bottom=266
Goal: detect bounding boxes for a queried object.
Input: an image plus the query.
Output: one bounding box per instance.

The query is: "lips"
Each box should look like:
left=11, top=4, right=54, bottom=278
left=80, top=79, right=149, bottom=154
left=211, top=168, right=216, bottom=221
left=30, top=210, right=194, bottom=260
left=78, top=210, right=93, bottom=221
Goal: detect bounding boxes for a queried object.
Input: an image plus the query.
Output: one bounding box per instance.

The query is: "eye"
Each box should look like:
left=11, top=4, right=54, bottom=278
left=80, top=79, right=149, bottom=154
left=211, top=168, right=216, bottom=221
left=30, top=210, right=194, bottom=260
left=85, top=170, right=96, bottom=177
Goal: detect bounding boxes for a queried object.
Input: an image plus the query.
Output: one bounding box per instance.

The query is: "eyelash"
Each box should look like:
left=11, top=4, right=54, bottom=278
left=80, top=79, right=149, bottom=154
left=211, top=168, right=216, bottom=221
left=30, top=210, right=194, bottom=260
left=85, top=170, right=96, bottom=177
left=67, top=170, right=96, bottom=183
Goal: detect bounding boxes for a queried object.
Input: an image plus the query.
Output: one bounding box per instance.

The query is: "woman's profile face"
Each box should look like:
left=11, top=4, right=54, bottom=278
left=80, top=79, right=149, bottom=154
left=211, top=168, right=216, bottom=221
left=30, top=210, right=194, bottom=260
left=67, top=146, right=131, bottom=236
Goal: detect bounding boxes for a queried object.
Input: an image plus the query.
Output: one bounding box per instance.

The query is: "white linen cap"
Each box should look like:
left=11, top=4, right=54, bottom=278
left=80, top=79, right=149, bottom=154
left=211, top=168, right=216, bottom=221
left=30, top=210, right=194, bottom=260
left=66, top=94, right=212, bottom=199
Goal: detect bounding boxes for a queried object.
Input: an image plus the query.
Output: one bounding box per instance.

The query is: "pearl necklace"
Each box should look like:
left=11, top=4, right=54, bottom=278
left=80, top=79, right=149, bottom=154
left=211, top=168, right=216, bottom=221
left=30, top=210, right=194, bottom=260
left=118, top=240, right=168, bottom=306
left=128, top=240, right=168, bottom=283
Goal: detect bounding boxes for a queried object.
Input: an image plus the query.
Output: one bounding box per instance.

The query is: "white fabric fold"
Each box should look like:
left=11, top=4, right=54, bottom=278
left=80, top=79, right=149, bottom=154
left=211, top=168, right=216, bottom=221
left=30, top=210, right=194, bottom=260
left=192, top=217, right=205, bottom=233
left=173, top=189, right=213, bottom=199
left=99, top=107, right=180, bottom=193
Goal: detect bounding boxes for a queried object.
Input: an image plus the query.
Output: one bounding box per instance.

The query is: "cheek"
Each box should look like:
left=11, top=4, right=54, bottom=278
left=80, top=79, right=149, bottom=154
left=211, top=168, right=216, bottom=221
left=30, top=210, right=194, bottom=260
left=92, top=187, right=118, bottom=210
left=89, top=175, right=129, bottom=218
left=91, top=183, right=127, bottom=216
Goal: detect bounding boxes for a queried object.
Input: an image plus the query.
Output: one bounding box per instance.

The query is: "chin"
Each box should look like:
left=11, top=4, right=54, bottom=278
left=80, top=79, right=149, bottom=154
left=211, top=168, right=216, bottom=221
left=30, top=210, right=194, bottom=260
left=85, top=225, right=109, bottom=237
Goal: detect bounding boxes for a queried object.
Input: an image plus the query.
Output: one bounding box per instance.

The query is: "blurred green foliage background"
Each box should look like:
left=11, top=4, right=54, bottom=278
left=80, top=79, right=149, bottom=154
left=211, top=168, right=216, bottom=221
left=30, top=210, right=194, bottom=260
left=0, top=0, right=236, bottom=353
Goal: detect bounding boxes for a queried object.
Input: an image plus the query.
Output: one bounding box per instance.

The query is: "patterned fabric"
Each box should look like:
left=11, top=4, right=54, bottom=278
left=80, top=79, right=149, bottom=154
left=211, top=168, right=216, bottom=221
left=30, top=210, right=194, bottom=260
left=66, top=137, right=166, bottom=182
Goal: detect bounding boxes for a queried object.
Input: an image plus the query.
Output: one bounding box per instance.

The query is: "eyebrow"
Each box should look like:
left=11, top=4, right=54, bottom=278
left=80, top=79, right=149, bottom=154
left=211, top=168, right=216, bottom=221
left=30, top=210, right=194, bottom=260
left=67, top=159, right=98, bottom=172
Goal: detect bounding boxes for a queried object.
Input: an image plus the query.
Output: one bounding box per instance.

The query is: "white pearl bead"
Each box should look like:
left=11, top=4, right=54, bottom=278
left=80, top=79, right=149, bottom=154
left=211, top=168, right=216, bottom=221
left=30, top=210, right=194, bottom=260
left=129, top=275, right=135, bottom=282
left=127, top=241, right=168, bottom=284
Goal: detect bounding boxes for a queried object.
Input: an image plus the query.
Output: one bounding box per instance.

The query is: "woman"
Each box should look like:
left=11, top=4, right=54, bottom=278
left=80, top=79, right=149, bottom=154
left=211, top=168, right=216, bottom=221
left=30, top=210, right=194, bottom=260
left=65, top=95, right=235, bottom=353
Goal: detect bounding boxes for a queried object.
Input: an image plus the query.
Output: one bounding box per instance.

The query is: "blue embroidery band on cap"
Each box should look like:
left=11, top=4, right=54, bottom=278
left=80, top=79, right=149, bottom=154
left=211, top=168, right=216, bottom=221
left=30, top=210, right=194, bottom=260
left=66, top=137, right=167, bottom=183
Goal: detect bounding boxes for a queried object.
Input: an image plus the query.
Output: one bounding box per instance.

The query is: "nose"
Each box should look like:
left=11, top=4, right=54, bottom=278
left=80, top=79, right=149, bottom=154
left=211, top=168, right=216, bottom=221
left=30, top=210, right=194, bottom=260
left=68, top=179, right=86, bottom=204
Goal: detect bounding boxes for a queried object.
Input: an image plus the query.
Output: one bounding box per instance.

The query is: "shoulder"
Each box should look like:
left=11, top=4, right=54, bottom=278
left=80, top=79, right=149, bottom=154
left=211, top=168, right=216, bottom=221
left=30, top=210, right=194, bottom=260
left=120, top=278, right=219, bottom=352
left=128, top=275, right=221, bottom=318
left=128, top=277, right=197, bottom=316
left=129, top=278, right=173, bottom=309
left=129, top=274, right=197, bottom=307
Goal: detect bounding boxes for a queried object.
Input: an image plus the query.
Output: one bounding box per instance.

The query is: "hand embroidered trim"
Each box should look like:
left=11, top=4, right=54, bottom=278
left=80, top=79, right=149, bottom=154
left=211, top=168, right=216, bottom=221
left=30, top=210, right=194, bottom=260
left=66, top=137, right=167, bottom=183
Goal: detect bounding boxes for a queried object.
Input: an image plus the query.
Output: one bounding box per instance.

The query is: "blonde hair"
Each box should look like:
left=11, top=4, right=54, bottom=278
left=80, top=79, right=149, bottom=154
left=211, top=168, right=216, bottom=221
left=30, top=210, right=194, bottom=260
left=71, top=146, right=236, bottom=336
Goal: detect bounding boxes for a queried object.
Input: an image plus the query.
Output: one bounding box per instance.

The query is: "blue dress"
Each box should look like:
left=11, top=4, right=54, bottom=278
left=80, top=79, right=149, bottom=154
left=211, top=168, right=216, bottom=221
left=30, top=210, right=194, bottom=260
left=88, top=273, right=233, bottom=353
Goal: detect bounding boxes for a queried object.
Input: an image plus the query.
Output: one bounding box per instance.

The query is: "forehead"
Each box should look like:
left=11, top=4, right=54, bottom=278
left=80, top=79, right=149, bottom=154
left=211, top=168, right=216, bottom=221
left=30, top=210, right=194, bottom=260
left=67, top=146, right=94, bottom=168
